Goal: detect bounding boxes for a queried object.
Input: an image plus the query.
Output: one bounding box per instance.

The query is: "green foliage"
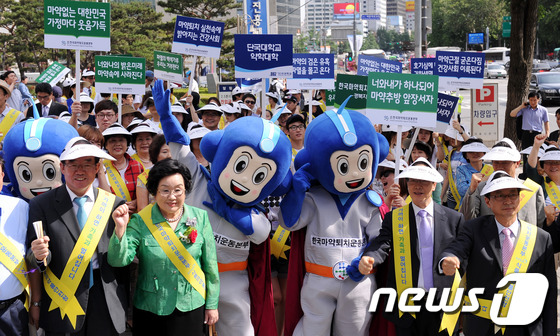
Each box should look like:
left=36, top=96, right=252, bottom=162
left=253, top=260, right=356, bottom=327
left=375, top=29, right=410, bottom=53
left=361, top=33, right=379, bottom=50
left=429, top=0, right=507, bottom=49
left=537, top=0, right=560, bottom=56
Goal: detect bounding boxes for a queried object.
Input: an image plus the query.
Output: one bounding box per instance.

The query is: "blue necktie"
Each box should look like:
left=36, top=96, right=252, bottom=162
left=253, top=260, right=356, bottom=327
left=73, top=196, right=94, bottom=288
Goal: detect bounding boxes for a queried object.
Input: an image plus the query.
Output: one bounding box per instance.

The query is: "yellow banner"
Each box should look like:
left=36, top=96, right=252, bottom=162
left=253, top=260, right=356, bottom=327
left=439, top=271, right=465, bottom=336
left=392, top=205, right=415, bottom=318
left=544, top=179, right=560, bottom=209
left=104, top=160, right=132, bottom=202
left=139, top=204, right=206, bottom=299
left=480, top=164, right=494, bottom=177
left=518, top=178, right=539, bottom=210
left=0, top=231, right=30, bottom=309
left=446, top=149, right=461, bottom=210
left=0, top=108, right=21, bottom=142
left=271, top=227, right=290, bottom=259
left=44, top=189, right=115, bottom=328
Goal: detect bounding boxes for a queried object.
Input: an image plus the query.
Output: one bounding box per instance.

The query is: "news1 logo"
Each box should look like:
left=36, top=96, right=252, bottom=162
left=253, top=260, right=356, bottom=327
left=369, top=273, right=548, bottom=326
left=476, top=85, right=495, bottom=103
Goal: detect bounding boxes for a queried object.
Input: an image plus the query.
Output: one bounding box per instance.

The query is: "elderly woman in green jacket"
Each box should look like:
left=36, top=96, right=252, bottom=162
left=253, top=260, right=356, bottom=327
left=109, top=158, right=219, bottom=336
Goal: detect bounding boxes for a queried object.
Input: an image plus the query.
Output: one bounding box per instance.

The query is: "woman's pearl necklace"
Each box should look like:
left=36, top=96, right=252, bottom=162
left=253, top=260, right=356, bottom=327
left=164, top=206, right=184, bottom=222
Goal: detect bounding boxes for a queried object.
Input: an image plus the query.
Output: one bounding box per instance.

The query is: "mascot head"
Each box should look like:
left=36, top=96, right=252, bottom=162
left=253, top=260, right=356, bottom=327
left=3, top=117, right=79, bottom=200
left=200, top=112, right=292, bottom=206
left=295, top=96, right=389, bottom=196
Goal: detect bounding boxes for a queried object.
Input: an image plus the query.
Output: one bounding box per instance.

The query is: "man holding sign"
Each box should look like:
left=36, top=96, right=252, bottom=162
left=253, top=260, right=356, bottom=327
left=27, top=137, right=128, bottom=336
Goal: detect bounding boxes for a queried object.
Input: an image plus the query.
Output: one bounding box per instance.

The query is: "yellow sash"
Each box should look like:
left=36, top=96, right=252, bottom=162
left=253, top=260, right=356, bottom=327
left=0, top=108, right=21, bottom=142
left=544, top=179, right=560, bottom=209
left=392, top=204, right=415, bottom=318
left=271, top=228, right=290, bottom=259
left=0, top=231, right=30, bottom=309
left=405, top=195, right=411, bottom=204
left=480, top=164, right=494, bottom=177
left=131, top=154, right=149, bottom=170
left=137, top=169, right=150, bottom=186
left=445, top=149, right=461, bottom=210
left=104, top=160, right=132, bottom=202
left=439, top=220, right=537, bottom=335
left=291, top=147, right=298, bottom=163
left=138, top=204, right=206, bottom=299
left=44, top=189, right=115, bottom=328
left=518, top=179, right=539, bottom=211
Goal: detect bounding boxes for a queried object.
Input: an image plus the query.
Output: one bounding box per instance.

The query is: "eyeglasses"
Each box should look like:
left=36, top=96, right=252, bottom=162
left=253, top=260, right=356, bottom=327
left=289, top=124, right=305, bottom=131
left=64, top=163, right=96, bottom=171
left=97, top=113, right=116, bottom=119
left=158, top=187, right=185, bottom=198
left=244, top=100, right=256, bottom=104
left=490, top=193, right=519, bottom=202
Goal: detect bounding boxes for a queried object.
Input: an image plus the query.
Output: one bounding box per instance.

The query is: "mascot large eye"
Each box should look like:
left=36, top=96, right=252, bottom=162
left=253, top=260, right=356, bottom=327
left=18, top=165, right=32, bottom=183
left=337, top=158, right=349, bottom=175
left=43, top=162, right=56, bottom=181
left=358, top=154, right=369, bottom=172
left=252, top=166, right=268, bottom=185
left=234, top=155, right=250, bottom=173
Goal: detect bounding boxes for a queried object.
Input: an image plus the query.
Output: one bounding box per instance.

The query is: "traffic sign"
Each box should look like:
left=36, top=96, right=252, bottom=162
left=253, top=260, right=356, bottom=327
left=471, top=83, right=499, bottom=141
left=362, top=15, right=381, bottom=20
left=503, top=16, right=511, bottom=38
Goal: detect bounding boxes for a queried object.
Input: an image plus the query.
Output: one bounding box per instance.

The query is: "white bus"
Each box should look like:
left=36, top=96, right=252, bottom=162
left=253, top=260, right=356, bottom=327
left=482, top=47, right=510, bottom=63
left=426, top=46, right=461, bottom=57
left=359, top=49, right=387, bottom=59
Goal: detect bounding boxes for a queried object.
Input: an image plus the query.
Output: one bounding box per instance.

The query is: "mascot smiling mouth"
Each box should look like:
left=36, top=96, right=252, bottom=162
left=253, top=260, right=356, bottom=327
left=31, top=187, right=52, bottom=196
left=345, top=179, right=364, bottom=189
left=230, top=180, right=250, bottom=196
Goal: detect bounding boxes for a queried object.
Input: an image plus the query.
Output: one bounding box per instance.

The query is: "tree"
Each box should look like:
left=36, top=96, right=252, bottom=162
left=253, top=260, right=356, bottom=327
left=536, top=0, right=560, bottom=57
left=361, top=33, right=379, bottom=50
left=504, top=0, right=539, bottom=142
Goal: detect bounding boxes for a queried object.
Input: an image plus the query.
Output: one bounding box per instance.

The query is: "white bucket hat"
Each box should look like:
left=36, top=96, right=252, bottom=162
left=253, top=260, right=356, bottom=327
left=480, top=171, right=531, bottom=196
left=398, top=157, right=443, bottom=183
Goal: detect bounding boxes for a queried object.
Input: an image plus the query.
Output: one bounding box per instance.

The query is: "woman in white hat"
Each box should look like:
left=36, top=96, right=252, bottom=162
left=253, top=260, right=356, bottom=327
left=220, top=103, right=242, bottom=128
left=103, top=123, right=144, bottom=213
left=437, top=121, right=469, bottom=210
left=375, top=159, right=408, bottom=209
left=456, top=138, right=491, bottom=201
left=409, top=141, right=442, bottom=204
left=187, top=123, right=211, bottom=170
left=61, top=78, right=77, bottom=113
left=266, top=92, right=280, bottom=114
left=131, top=122, right=158, bottom=170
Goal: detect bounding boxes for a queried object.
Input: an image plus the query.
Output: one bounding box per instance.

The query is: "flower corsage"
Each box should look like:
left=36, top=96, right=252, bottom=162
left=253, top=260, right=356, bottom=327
left=179, top=217, right=198, bottom=243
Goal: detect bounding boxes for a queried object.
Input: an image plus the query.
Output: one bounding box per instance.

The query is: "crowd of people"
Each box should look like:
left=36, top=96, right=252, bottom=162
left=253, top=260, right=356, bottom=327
left=0, top=67, right=559, bottom=336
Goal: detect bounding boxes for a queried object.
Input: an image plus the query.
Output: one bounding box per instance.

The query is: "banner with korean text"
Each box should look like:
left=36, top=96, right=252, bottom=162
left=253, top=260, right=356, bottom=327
left=36, top=62, right=71, bottom=86
left=436, top=51, right=485, bottom=91
left=234, top=34, right=293, bottom=78
left=95, top=56, right=146, bottom=95
left=287, top=54, right=335, bottom=90
left=410, top=58, right=436, bottom=75
left=334, top=74, right=368, bottom=112
left=434, top=93, right=460, bottom=132
left=154, top=51, right=184, bottom=83
left=172, top=16, right=224, bottom=58
left=357, top=55, right=402, bottom=76
left=366, top=72, right=439, bottom=128
left=44, top=0, right=110, bottom=51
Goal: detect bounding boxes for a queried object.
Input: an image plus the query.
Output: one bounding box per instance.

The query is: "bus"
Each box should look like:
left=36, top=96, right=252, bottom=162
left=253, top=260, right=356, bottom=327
left=426, top=46, right=461, bottom=58
left=482, top=47, right=510, bottom=63
left=359, top=49, right=387, bottom=59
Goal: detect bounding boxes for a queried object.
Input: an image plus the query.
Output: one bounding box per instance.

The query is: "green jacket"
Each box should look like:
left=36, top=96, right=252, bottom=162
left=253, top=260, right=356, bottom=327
left=108, top=204, right=219, bottom=315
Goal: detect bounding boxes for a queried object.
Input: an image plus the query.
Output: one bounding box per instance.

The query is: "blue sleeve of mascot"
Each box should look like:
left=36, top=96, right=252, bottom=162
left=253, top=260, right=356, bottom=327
left=203, top=180, right=255, bottom=236
left=152, top=79, right=190, bottom=146
left=347, top=256, right=365, bottom=282
left=280, top=163, right=313, bottom=228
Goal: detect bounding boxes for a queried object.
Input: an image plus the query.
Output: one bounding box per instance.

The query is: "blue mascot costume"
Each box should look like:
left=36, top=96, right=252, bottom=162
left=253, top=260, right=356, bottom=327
left=280, top=96, right=389, bottom=336
left=3, top=116, right=79, bottom=201
left=152, top=79, right=291, bottom=336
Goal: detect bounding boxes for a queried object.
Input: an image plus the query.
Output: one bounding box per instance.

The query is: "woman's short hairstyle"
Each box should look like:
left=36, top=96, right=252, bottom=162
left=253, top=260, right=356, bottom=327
left=149, top=134, right=167, bottom=164
left=146, top=158, right=192, bottom=196
left=131, top=132, right=155, bottom=151
left=461, top=137, right=484, bottom=162
left=78, top=125, right=105, bottom=148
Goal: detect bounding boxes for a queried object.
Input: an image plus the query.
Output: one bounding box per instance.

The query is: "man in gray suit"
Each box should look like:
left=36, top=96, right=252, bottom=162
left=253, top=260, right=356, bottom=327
left=358, top=158, right=464, bottom=336
left=27, top=137, right=128, bottom=336
left=460, top=137, right=546, bottom=227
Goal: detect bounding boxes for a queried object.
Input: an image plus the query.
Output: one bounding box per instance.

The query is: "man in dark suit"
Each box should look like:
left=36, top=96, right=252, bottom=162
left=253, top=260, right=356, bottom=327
left=25, top=82, right=68, bottom=118
left=358, top=158, right=464, bottom=336
left=441, top=171, right=557, bottom=336
left=27, top=137, right=128, bottom=336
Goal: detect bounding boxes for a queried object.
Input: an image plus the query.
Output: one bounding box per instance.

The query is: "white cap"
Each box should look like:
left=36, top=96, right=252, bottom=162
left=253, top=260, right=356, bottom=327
left=171, top=104, right=188, bottom=114
left=236, top=101, right=250, bottom=111
left=481, top=138, right=521, bottom=162
left=60, top=137, right=115, bottom=161
left=398, top=157, right=443, bottom=183
left=278, top=105, right=292, bottom=115
left=62, top=78, right=76, bottom=87
left=82, top=69, right=95, bottom=77
left=382, top=124, right=412, bottom=132
left=126, top=118, right=144, bottom=130
left=102, top=123, right=131, bottom=137
left=444, top=124, right=465, bottom=141
left=79, top=92, right=94, bottom=104
left=266, top=92, right=279, bottom=100
left=519, top=145, right=547, bottom=157
left=221, top=103, right=240, bottom=114
left=310, top=100, right=322, bottom=106
left=461, top=142, right=489, bottom=153
left=198, top=103, right=222, bottom=114
left=287, top=89, right=301, bottom=94
left=378, top=159, right=408, bottom=171
left=480, top=171, right=531, bottom=196
left=232, top=87, right=250, bottom=95
left=539, top=148, right=560, bottom=162
left=130, top=122, right=157, bottom=135
left=187, top=123, right=211, bottom=139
